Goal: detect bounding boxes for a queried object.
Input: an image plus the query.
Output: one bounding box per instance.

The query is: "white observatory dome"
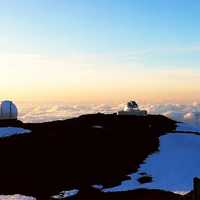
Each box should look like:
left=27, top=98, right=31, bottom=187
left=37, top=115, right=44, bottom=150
left=0, top=100, right=18, bottom=120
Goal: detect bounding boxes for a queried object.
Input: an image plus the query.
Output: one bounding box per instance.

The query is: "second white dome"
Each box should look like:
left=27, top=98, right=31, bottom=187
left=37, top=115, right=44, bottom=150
left=0, top=100, right=18, bottom=120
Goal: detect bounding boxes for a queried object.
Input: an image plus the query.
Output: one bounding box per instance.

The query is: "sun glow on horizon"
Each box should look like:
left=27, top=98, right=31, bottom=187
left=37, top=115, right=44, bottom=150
left=0, top=1, right=200, bottom=104
left=1, top=53, right=200, bottom=104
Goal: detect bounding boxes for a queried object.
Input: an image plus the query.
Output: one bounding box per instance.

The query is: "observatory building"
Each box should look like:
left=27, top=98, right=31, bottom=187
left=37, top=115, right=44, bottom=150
left=0, top=100, right=18, bottom=120
left=118, top=100, right=147, bottom=116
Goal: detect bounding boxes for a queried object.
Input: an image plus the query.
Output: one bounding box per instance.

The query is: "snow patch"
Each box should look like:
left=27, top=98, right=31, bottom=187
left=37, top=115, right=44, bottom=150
left=0, top=127, right=31, bottom=138
left=104, top=124, right=200, bottom=193
left=92, top=185, right=104, bottom=189
left=92, top=125, right=103, bottom=129
left=53, top=189, right=79, bottom=199
left=0, top=195, right=35, bottom=200
left=174, top=191, right=189, bottom=195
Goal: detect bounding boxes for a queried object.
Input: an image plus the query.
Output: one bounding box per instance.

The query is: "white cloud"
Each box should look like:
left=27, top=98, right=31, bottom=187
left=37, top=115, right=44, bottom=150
left=142, top=103, right=200, bottom=127
left=16, top=101, right=200, bottom=127
left=17, top=102, right=122, bottom=123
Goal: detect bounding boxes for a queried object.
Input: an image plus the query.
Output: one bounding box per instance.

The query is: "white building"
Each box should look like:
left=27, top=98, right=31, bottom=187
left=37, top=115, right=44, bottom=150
left=0, top=100, right=18, bottom=120
left=118, top=101, right=147, bottom=116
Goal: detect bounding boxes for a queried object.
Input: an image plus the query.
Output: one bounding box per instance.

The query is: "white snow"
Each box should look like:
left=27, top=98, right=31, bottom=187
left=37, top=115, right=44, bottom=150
left=0, top=195, right=35, bottom=200
left=104, top=123, right=200, bottom=194
left=92, top=185, right=104, bottom=189
left=92, top=125, right=103, bottom=129
left=0, top=189, right=79, bottom=200
left=62, top=189, right=79, bottom=197
left=53, top=189, right=79, bottom=199
left=0, top=127, right=31, bottom=138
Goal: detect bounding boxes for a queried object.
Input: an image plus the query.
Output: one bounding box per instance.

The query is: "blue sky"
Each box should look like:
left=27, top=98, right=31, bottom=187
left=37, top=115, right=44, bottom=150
left=0, top=0, right=200, bottom=103
left=1, top=0, right=200, bottom=54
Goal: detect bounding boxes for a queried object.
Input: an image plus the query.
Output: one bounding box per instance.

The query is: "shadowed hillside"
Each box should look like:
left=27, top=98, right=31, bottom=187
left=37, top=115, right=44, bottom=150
left=0, top=113, right=176, bottom=199
left=66, top=188, right=182, bottom=200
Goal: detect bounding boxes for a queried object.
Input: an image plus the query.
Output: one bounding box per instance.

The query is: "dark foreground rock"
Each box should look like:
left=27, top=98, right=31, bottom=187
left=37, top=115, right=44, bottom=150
left=137, top=175, right=153, bottom=184
left=66, top=187, right=181, bottom=200
left=0, top=113, right=176, bottom=199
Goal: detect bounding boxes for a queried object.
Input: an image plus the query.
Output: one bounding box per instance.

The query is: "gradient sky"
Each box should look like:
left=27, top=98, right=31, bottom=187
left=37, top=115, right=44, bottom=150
left=1, top=0, right=200, bottom=104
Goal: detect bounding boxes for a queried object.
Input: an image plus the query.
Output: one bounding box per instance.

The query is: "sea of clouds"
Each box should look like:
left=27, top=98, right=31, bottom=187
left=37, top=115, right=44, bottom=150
left=142, top=102, right=200, bottom=127
left=17, top=101, right=200, bottom=127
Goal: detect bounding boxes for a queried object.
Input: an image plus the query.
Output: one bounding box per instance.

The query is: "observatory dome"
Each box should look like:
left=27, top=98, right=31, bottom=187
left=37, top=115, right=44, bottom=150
left=124, top=101, right=139, bottom=112
left=118, top=100, right=147, bottom=116
left=0, top=100, right=18, bottom=120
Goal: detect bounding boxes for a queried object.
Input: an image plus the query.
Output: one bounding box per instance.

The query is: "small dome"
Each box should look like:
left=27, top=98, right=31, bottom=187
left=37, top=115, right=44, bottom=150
left=124, top=101, right=139, bottom=112
left=0, top=100, right=18, bottom=120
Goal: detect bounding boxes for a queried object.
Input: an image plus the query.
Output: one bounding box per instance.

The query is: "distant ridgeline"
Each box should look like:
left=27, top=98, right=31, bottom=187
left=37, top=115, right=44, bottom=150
left=0, top=107, right=176, bottom=199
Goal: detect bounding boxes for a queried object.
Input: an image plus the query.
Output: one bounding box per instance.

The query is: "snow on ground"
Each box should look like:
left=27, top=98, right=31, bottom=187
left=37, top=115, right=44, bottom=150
left=0, top=189, right=80, bottom=200
left=104, top=124, right=200, bottom=194
left=53, top=189, right=79, bottom=199
left=0, top=195, right=35, bottom=200
left=0, top=127, right=31, bottom=138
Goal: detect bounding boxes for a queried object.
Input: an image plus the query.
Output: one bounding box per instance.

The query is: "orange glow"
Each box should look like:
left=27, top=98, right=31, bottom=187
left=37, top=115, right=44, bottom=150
left=0, top=54, right=200, bottom=104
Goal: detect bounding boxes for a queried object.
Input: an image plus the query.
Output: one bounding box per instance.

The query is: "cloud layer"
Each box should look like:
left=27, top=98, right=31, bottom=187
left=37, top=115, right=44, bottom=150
left=17, top=102, right=200, bottom=127
left=141, top=102, right=200, bottom=127
left=18, top=102, right=122, bottom=123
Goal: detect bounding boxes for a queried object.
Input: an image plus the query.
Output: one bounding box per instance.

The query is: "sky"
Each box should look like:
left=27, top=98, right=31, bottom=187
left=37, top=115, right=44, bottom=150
left=0, top=0, right=200, bottom=104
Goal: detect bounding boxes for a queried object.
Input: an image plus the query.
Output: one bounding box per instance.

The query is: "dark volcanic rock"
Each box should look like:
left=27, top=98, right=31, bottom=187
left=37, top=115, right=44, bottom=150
left=139, top=172, right=147, bottom=176
left=67, top=188, right=181, bottom=200
left=138, top=175, right=153, bottom=184
left=0, top=113, right=176, bottom=199
left=0, top=119, right=23, bottom=127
